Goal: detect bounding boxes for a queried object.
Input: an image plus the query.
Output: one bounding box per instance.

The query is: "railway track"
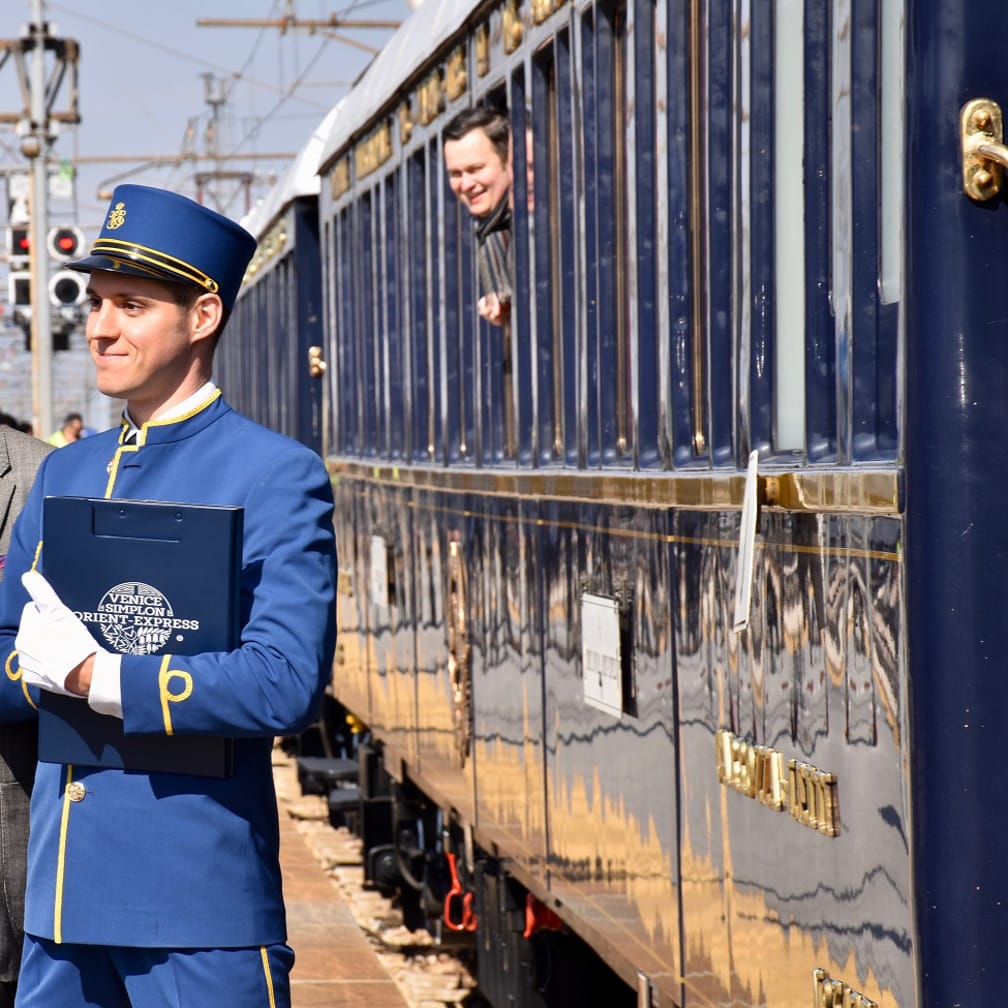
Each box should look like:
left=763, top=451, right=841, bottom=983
left=274, top=746, right=488, bottom=1008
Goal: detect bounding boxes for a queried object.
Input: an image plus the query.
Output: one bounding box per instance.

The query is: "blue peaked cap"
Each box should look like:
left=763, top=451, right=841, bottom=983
left=68, top=184, right=256, bottom=312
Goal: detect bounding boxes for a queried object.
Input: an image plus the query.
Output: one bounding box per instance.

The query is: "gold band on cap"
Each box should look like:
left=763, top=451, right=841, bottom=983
left=90, top=237, right=220, bottom=293
left=101, top=257, right=165, bottom=279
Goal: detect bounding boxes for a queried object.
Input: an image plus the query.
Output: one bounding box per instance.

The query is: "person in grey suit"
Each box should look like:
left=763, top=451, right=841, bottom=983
left=0, top=421, right=52, bottom=1008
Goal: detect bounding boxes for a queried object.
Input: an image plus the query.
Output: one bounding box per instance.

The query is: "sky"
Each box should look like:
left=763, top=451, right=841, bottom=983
left=1, top=0, right=414, bottom=239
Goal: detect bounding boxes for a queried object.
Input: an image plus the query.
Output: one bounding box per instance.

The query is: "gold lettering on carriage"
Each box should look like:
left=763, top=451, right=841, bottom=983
left=331, top=158, right=350, bottom=200
left=444, top=47, right=467, bottom=101
left=715, top=729, right=840, bottom=837
left=812, top=968, right=876, bottom=1008
left=245, top=221, right=287, bottom=278
left=354, top=121, right=393, bottom=180
left=417, top=69, right=444, bottom=125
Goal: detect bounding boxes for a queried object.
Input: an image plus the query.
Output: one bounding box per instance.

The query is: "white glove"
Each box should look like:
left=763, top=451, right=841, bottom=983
left=16, top=570, right=102, bottom=697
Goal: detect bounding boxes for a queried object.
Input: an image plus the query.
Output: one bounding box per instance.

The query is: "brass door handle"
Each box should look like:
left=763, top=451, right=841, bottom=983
left=308, top=345, right=326, bottom=378
left=961, top=98, right=1008, bottom=200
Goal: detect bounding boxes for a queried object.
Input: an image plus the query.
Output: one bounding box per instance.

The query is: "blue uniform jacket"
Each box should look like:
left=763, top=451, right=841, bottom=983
left=0, top=391, right=337, bottom=949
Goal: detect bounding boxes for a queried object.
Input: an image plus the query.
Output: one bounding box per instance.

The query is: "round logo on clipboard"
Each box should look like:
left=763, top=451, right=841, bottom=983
left=93, top=581, right=177, bottom=655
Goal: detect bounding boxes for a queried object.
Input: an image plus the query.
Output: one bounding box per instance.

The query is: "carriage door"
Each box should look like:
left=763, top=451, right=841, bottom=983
left=904, top=4, right=1008, bottom=1004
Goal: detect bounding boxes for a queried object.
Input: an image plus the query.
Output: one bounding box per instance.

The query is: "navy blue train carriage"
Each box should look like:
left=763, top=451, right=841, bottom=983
left=217, top=103, right=340, bottom=456
left=227, top=1, right=1008, bottom=1005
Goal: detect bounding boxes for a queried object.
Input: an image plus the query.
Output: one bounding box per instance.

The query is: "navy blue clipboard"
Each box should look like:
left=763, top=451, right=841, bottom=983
left=37, top=497, right=243, bottom=777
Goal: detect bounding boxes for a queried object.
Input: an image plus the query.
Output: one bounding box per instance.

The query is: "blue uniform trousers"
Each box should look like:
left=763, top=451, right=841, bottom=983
left=15, top=937, right=293, bottom=1008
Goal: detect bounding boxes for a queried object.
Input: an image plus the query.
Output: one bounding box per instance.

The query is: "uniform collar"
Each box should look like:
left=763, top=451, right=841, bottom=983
left=119, top=383, right=225, bottom=446
left=121, top=382, right=218, bottom=443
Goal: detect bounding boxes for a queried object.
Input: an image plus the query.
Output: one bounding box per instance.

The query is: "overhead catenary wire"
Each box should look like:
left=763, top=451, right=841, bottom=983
left=9, top=1, right=405, bottom=217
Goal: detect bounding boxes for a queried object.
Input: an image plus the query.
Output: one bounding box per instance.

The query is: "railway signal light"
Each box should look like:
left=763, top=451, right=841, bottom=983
left=49, top=269, right=87, bottom=308
left=46, top=225, right=84, bottom=262
left=7, top=271, right=31, bottom=341
left=7, top=271, right=30, bottom=310
left=49, top=271, right=87, bottom=353
left=7, top=226, right=30, bottom=268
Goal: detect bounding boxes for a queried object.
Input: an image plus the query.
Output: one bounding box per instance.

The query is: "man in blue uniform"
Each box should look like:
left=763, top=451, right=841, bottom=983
left=0, top=184, right=337, bottom=1007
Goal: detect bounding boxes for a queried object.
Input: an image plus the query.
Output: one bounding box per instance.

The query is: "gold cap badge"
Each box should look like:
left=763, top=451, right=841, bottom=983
left=106, top=202, right=127, bottom=230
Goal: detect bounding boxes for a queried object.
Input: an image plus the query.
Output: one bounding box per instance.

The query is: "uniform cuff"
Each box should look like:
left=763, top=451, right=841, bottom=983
left=87, top=649, right=123, bottom=718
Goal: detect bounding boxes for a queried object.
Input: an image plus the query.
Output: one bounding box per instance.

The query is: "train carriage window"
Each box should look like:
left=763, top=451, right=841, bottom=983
left=371, top=181, right=390, bottom=458
left=510, top=69, right=535, bottom=465
left=531, top=55, right=558, bottom=462
left=384, top=172, right=406, bottom=459
left=800, top=1, right=835, bottom=462
left=333, top=212, right=344, bottom=451
left=271, top=257, right=283, bottom=433
left=583, top=2, right=633, bottom=466
left=262, top=261, right=274, bottom=430
left=742, top=0, right=779, bottom=459
left=879, top=1, right=904, bottom=314
left=427, top=139, right=444, bottom=462
left=443, top=94, right=520, bottom=463
left=267, top=263, right=282, bottom=430
left=241, top=276, right=258, bottom=421
left=632, top=0, right=660, bottom=467
left=482, top=205, right=512, bottom=463
left=441, top=141, right=476, bottom=464
left=283, top=254, right=296, bottom=434
left=773, top=0, right=806, bottom=451
left=266, top=261, right=275, bottom=429
left=532, top=32, right=577, bottom=466
left=322, top=215, right=335, bottom=456
left=662, top=0, right=698, bottom=467
left=700, top=0, right=735, bottom=465
left=554, top=33, right=578, bottom=468
left=581, top=15, right=601, bottom=466
left=376, top=190, right=388, bottom=455
left=336, top=205, right=361, bottom=455
left=503, top=98, right=527, bottom=463
left=407, top=150, right=431, bottom=462
left=260, top=264, right=272, bottom=427
left=849, top=0, right=900, bottom=461
left=441, top=93, right=515, bottom=466
left=610, top=11, right=630, bottom=462
left=354, top=192, right=377, bottom=455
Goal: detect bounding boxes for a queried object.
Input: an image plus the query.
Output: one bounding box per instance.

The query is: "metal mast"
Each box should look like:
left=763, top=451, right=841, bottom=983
left=3, top=0, right=80, bottom=436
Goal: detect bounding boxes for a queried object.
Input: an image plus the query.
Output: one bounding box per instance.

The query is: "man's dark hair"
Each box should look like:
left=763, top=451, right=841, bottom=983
left=443, top=106, right=511, bottom=166
left=62, top=412, right=83, bottom=426
left=165, top=280, right=231, bottom=341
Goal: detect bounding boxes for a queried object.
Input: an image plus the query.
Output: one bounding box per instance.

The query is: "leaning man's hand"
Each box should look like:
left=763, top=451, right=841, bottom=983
left=16, top=570, right=101, bottom=697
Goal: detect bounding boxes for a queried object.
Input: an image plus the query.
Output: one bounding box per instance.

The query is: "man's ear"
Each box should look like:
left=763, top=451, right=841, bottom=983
left=191, top=292, right=224, bottom=342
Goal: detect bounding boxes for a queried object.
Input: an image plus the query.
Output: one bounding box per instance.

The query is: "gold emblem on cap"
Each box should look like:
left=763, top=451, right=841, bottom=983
left=106, top=202, right=127, bottom=230
left=66, top=780, right=86, bottom=802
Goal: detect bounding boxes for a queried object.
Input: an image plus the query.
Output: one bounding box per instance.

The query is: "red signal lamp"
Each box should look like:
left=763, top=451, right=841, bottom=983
left=46, top=226, right=85, bottom=261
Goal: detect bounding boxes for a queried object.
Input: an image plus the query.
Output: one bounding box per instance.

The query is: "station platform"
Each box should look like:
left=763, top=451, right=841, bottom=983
left=276, top=751, right=411, bottom=1008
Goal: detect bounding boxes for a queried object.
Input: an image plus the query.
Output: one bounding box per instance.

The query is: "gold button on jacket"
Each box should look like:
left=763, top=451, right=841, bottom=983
left=65, top=781, right=86, bottom=802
